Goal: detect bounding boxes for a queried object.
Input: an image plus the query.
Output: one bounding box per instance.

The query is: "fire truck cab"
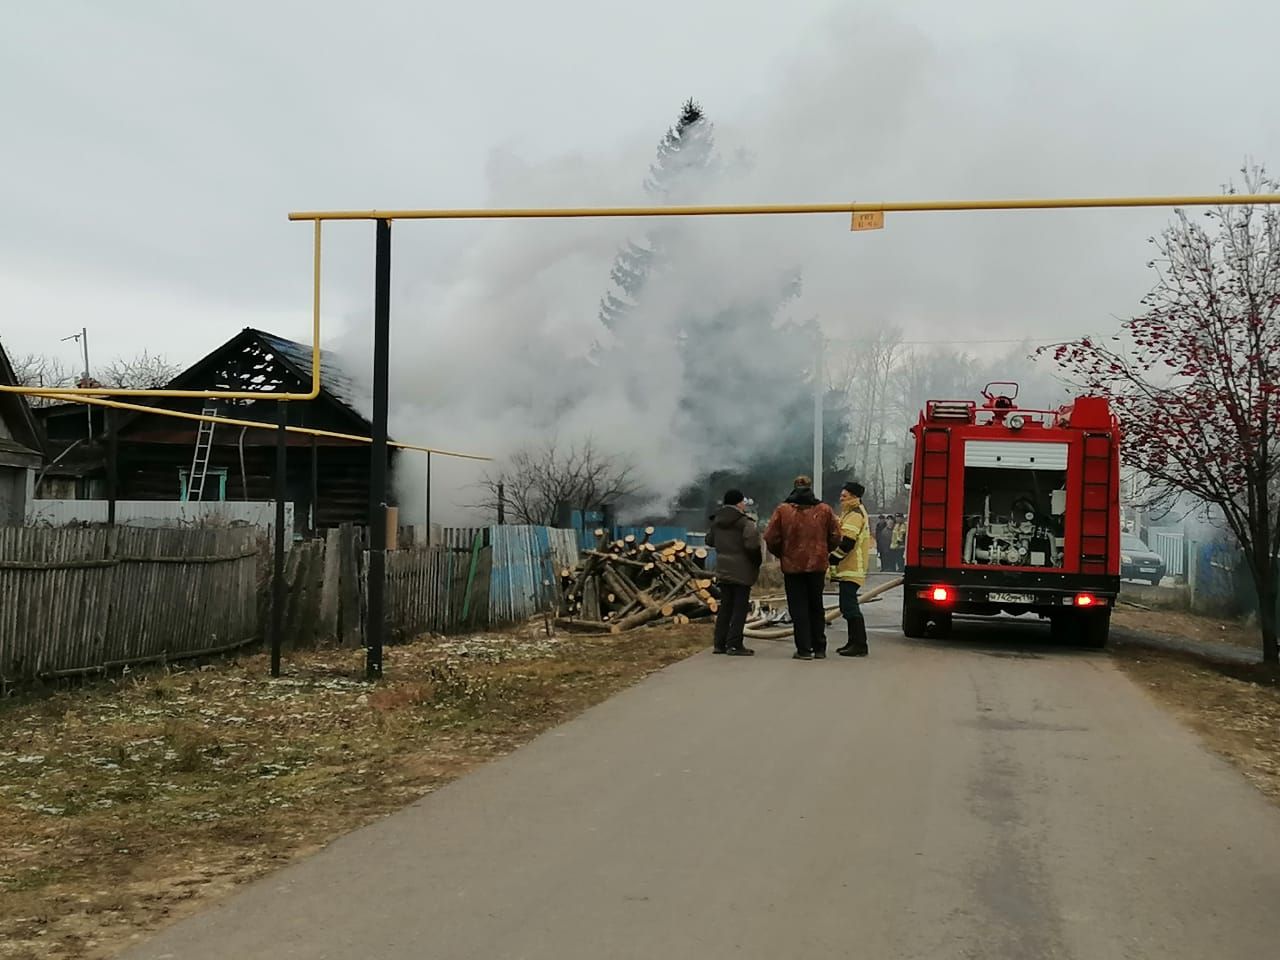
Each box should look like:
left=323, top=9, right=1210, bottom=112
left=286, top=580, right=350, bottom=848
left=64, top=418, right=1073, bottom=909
left=901, top=382, right=1121, bottom=648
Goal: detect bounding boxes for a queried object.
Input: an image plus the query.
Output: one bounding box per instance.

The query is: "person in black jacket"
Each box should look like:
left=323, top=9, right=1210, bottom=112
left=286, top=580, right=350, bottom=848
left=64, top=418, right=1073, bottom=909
left=704, top=489, right=762, bottom=656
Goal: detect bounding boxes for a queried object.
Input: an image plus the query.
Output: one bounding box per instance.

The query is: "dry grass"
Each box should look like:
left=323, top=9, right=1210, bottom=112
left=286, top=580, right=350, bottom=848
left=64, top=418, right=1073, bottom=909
left=1113, top=604, right=1263, bottom=653
left=1114, top=647, right=1280, bottom=806
left=0, top=621, right=710, bottom=960
left=1108, top=604, right=1279, bottom=806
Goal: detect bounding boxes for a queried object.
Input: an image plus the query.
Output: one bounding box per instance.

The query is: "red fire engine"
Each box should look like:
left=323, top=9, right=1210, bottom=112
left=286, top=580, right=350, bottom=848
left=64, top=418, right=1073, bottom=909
left=901, top=383, right=1122, bottom=647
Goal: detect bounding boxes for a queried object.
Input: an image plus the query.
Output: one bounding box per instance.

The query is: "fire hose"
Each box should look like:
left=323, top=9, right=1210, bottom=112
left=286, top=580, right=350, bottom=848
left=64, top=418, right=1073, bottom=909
left=742, top=576, right=905, bottom=639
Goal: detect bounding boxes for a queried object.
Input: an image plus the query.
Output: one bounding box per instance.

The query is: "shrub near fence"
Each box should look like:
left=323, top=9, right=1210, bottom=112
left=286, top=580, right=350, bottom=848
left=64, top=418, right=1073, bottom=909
left=0, top=526, right=260, bottom=684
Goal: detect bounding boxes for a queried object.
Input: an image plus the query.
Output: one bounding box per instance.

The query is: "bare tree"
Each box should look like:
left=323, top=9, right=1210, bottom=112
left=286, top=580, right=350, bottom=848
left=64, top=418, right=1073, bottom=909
left=477, top=438, right=641, bottom=526
left=1046, top=164, right=1280, bottom=665
left=6, top=349, right=179, bottom=403
left=829, top=327, right=904, bottom=505
left=98, top=351, right=179, bottom=389
left=7, top=352, right=76, bottom=404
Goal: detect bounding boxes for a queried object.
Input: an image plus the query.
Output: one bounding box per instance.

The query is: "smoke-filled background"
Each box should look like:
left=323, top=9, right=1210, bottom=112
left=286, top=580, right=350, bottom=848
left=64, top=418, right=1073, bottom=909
left=5, top=0, right=1280, bottom=521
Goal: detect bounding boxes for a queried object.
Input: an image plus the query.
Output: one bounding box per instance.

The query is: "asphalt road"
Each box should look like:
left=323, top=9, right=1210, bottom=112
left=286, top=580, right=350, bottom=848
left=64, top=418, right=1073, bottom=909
left=124, top=576, right=1280, bottom=959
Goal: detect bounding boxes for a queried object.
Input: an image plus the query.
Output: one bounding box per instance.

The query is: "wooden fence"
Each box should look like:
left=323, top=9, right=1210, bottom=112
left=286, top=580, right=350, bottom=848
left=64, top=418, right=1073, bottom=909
left=275, top=523, right=579, bottom=647
left=0, top=526, right=259, bottom=684
left=490, top=525, right=580, bottom=623
left=381, top=532, right=493, bottom=641
left=1, top=522, right=583, bottom=681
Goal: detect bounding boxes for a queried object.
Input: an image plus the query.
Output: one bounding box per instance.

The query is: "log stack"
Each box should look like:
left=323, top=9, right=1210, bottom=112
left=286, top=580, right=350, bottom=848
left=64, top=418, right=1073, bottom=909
left=555, top=528, right=719, bottom=634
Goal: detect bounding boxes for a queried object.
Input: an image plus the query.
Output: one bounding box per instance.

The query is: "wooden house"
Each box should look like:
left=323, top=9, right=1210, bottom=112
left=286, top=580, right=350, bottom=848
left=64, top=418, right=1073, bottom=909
left=29, top=328, right=394, bottom=533
left=113, top=328, right=395, bottom=532
left=0, top=341, right=45, bottom=524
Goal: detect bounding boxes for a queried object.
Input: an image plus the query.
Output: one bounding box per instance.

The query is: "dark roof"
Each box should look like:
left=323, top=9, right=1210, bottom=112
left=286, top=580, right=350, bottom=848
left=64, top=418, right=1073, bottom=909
left=255, top=331, right=369, bottom=420
left=0, top=437, right=42, bottom=469
left=117, top=327, right=377, bottom=437
left=0, top=339, right=45, bottom=458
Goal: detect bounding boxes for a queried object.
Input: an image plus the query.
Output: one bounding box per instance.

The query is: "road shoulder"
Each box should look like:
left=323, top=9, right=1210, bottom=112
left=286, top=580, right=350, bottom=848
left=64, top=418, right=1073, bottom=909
left=1110, top=617, right=1280, bottom=806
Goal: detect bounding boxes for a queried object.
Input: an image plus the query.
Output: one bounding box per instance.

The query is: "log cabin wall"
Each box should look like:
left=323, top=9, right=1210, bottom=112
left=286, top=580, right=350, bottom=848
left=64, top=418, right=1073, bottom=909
left=114, top=439, right=392, bottom=531
left=108, top=328, right=398, bottom=533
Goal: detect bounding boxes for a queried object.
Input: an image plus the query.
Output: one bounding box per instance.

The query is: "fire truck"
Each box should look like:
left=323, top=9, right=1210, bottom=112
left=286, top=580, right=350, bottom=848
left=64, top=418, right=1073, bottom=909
left=901, top=383, right=1122, bottom=648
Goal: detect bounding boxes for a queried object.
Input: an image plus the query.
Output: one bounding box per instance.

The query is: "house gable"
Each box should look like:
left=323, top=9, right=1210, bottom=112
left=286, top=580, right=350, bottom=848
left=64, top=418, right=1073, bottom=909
left=0, top=340, right=44, bottom=459
left=118, top=328, right=378, bottom=441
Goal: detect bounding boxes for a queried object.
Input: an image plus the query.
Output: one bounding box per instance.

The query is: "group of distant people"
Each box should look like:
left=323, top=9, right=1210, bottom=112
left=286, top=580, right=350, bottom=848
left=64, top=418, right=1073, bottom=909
left=705, top=475, right=887, bottom=661
left=875, top=513, right=906, bottom=572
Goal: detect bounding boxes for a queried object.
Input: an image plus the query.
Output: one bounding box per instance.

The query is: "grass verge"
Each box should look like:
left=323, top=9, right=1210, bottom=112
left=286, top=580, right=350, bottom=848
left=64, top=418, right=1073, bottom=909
left=1113, top=646, right=1280, bottom=807
left=0, top=621, right=710, bottom=960
left=1112, top=604, right=1262, bottom=653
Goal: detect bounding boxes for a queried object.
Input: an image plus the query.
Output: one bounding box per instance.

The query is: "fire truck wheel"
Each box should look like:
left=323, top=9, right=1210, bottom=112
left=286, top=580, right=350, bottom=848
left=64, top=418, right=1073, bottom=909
left=902, top=599, right=929, bottom=639
left=1080, top=609, right=1111, bottom=649
left=1052, top=609, right=1110, bottom=648
left=1049, top=612, right=1073, bottom=644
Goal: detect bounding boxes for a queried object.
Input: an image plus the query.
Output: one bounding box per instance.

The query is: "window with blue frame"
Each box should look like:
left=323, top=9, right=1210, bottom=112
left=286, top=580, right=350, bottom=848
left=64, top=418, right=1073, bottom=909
left=178, top=468, right=228, bottom=502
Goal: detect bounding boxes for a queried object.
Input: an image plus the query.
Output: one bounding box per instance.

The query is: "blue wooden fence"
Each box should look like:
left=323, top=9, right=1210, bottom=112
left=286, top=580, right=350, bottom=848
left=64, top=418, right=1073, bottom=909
left=488, top=525, right=580, bottom=623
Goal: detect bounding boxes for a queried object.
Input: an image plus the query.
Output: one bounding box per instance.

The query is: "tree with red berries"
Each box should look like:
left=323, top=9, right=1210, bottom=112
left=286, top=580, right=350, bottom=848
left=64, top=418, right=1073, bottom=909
left=1046, top=165, right=1280, bottom=665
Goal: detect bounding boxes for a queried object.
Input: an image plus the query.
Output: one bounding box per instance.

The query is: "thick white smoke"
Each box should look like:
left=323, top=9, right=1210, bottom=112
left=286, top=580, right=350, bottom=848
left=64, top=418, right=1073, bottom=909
left=330, top=5, right=1273, bottom=524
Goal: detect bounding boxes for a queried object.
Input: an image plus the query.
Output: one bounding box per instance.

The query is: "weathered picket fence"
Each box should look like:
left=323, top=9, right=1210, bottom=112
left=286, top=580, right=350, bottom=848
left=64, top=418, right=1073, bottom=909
left=0, top=526, right=259, bottom=683
left=276, top=524, right=580, bottom=646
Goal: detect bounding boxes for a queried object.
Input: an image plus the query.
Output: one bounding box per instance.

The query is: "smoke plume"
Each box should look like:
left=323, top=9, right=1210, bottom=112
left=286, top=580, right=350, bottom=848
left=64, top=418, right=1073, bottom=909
left=330, top=5, right=1272, bottom=524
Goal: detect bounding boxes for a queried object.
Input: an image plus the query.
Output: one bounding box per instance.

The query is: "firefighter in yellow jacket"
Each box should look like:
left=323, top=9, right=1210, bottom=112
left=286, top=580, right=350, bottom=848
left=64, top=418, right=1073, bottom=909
left=829, top=481, right=872, bottom=657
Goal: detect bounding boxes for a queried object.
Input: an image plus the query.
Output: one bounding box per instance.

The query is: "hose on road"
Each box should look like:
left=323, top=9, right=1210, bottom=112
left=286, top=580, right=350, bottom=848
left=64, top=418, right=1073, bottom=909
left=742, top=576, right=905, bottom=639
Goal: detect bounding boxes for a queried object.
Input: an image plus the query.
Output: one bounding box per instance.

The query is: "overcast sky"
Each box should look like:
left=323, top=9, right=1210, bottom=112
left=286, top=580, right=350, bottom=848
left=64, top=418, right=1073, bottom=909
left=3, top=0, right=1279, bottom=384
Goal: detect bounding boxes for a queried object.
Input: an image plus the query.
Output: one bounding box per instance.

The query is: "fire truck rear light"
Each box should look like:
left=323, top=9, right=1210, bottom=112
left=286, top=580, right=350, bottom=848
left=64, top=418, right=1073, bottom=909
left=930, top=586, right=952, bottom=603
left=1074, top=593, right=1098, bottom=607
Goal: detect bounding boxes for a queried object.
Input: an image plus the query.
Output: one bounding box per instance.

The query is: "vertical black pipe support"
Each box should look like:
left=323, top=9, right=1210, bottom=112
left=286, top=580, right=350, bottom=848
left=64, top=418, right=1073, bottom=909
left=272, top=401, right=287, bottom=678
left=309, top=435, right=319, bottom=536
left=106, top=408, right=118, bottom=526
left=368, top=218, right=392, bottom=680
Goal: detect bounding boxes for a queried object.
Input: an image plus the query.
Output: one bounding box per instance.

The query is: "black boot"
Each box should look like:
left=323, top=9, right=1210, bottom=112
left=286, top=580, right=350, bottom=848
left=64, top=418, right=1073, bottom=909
left=837, top=618, right=869, bottom=657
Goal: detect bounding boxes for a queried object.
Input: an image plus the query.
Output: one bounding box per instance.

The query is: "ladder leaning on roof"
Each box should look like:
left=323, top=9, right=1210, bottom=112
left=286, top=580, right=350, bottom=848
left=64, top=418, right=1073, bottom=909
left=185, top=405, right=218, bottom=502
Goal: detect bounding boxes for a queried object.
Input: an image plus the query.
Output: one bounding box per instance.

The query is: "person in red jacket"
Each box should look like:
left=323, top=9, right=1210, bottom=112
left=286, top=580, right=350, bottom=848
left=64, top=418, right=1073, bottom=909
left=763, top=475, right=840, bottom=659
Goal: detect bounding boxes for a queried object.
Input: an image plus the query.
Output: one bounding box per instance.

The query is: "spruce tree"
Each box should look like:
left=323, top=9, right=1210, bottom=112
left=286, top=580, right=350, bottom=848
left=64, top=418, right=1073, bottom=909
left=594, top=98, right=851, bottom=517
left=598, top=99, right=716, bottom=332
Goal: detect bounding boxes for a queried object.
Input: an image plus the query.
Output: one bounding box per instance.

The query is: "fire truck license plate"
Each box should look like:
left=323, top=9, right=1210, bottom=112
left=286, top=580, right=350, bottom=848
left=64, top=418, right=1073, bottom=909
left=989, top=592, right=1034, bottom=604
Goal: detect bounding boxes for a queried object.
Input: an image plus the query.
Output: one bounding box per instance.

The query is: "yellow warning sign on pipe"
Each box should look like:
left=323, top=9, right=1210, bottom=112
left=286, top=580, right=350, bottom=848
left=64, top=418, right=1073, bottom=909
left=851, top=210, right=884, bottom=231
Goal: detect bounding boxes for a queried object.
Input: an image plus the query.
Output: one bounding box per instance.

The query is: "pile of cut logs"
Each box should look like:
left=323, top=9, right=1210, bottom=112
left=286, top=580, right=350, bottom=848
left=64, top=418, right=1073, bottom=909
left=555, top=528, right=719, bottom=634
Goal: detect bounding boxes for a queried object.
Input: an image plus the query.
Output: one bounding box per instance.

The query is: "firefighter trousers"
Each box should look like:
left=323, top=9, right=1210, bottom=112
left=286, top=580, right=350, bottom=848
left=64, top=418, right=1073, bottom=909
left=837, top=580, right=868, bottom=654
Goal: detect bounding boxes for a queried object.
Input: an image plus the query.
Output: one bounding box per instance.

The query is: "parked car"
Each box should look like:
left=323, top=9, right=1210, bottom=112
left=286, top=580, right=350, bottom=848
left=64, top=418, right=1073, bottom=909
left=1121, top=533, right=1166, bottom=585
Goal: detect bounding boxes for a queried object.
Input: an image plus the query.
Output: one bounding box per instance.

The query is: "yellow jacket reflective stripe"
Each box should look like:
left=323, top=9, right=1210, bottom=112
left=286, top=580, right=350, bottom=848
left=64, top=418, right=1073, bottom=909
left=830, top=504, right=870, bottom=584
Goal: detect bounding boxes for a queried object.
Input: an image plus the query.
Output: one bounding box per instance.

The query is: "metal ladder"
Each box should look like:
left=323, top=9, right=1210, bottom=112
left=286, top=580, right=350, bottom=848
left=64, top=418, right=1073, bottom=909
left=1078, top=432, right=1113, bottom=574
left=186, top=406, right=218, bottom=502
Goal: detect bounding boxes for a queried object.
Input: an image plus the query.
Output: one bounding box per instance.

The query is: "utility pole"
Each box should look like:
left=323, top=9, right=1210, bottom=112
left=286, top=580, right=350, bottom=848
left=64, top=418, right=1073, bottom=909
left=61, top=327, right=92, bottom=441
left=366, top=219, right=392, bottom=681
